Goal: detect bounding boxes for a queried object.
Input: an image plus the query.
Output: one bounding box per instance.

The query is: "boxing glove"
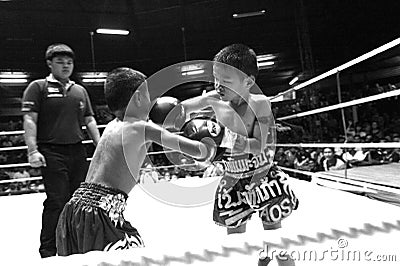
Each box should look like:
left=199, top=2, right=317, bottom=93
left=181, top=117, right=227, bottom=162
left=149, top=96, right=186, bottom=130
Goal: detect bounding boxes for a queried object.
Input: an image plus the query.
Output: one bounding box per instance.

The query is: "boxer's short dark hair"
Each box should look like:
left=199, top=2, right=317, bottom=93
left=213, top=43, right=258, bottom=78
left=104, top=67, right=147, bottom=112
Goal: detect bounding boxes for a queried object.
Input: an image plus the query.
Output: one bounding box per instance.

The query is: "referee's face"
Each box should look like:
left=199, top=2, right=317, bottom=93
left=47, top=56, right=74, bottom=82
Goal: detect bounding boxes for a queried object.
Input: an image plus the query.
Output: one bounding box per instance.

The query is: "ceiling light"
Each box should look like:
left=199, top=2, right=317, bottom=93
left=181, top=64, right=203, bottom=72
left=257, top=61, right=274, bottom=68
left=181, top=63, right=205, bottom=76
left=257, top=54, right=275, bottom=69
left=82, top=78, right=106, bottom=83
left=95, top=28, right=130, bottom=35
left=0, top=72, right=29, bottom=79
left=182, top=70, right=205, bottom=76
left=233, top=10, right=266, bottom=19
left=0, top=79, right=28, bottom=84
left=80, top=72, right=108, bottom=79
left=289, top=76, right=299, bottom=86
left=270, top=91, right=296, bottom=103
left=257, top=54, right=276, bottom=62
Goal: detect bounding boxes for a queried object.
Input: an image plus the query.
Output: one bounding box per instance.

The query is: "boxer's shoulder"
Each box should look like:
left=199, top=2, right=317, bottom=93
left=249, top=93, right=271, bottom=107
left=247, top=94, right=273, bottom=119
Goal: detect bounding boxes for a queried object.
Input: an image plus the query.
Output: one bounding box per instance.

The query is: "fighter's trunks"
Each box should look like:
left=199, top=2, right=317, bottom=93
left=213, top=149, right=299, bottom=228
left=56, top=182, right=144, bottom=256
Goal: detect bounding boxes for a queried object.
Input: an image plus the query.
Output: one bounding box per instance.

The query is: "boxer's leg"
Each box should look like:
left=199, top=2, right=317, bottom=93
left=227, top=224, right=246, bottom=234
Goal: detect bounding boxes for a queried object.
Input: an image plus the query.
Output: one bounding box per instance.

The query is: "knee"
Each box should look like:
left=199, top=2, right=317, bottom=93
left=262, top=221, right=282, bottom=230
left=227, top=224, right=246, bottom=234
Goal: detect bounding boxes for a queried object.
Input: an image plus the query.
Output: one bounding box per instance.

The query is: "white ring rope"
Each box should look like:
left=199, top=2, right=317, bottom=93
left=0, top=162, right=200, bottom=184
left=0, top=162, right=30, bottom=169
left=141, top=163, right=197, bottom=170
left=2, top=163, right=399, bottom=196
left=271, top=37, right=400, bottom=101
left=276, top=142, right=400, bottom=149
left=0, top=124, right=107, bottom=137
left=0, top=143, right=178, bottom=157
left=0, top=146, right=27, bottom=152
left=2, top=140, right=398, bottom=169
left=0, top=130, right=24, bottom=136
left=144, top=150, right=180, bottom=155
left=0, top=176, right=42, bottom=185
left=4, top=141, right=398, bottom=169
left=277, top=88, right=400, bottom=121
left=0, top=153, right=177, bottom=169
left=279, top=166, right=400, bottom=194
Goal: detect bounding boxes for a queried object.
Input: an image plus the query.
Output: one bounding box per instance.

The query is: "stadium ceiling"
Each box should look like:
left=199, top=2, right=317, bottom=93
left=0, top=0, right=400, bottom=96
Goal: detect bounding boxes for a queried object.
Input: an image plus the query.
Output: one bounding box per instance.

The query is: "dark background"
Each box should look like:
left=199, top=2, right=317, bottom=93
left=0, top=0, right=400, bottom=107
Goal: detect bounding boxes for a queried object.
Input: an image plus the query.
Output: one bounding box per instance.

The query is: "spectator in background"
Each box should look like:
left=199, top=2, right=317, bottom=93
left=276, top=148, right=296, bottom=168
left=140, top=163, right=159, bottom=184
left=21, top=43, right=100, bottom=258
left=362, top=122, right=372, bottom=137
left=294, top=149, right=316, bottom=172
left=387, top=135, right=400, bottom=162
left=388, top=83, right=397, bottom=91
left=12, top=167, right=30, bottom=179
left=365, top=134, right=373, bottom=143
left=342, top=147, right=369, bottom=167
left=374, top=83, right=384, bottom=94
left=0, top=153, right=7, bottom=164
left=354, top=122, right=363, bottom=136
left=346, top=121, right=356, bottom=137
left=274, top=147, right=286, bottom=166
left=371, top=121, right=383, bottom=141
left=320, top=147, right=346, bottom=171
left=1, top=138, right=13, bottom=147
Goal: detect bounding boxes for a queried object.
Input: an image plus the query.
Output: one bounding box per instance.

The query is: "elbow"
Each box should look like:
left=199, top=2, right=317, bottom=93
left=85, top=116, right=94, bottom=124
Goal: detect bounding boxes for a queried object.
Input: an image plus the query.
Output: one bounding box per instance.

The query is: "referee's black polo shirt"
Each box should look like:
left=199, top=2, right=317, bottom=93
left=21, top=75, right=94, bottom=145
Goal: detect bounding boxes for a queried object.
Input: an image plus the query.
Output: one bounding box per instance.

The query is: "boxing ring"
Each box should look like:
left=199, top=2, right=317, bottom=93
left=1, top=38, right=400, bottom=266
left=0, top=176, right=399, bottom=266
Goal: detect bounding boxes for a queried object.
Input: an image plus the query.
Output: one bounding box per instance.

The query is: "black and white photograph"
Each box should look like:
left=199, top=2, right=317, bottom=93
left=0, top=1, right=399, bottom=265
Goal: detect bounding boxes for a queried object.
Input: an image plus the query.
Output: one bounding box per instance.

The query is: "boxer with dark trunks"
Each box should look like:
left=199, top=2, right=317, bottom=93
left=180, top=44, right=299, bottom=236
left=55, top=67, right=217, bottom=256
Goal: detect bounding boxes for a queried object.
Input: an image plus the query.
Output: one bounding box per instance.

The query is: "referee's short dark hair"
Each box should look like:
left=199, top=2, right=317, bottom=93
left=45, top=43, right=75, bottom=60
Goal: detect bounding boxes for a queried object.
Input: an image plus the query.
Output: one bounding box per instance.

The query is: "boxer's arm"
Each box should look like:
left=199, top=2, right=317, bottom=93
left=221, top=97, right=274, bottom=154
left=180, top=91, right=220, bottom=114
left=249, top=114, right=275, bottom=152
left=144, top=121, right=215, bottom=162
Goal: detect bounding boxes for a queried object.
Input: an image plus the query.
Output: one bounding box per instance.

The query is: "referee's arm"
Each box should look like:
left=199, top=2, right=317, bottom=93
left=84, top=116, right=100, bottom=147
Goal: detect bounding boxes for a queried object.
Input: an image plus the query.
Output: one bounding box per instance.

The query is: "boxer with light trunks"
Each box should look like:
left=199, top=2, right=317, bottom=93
left=180, top=44, right=299, bottom=236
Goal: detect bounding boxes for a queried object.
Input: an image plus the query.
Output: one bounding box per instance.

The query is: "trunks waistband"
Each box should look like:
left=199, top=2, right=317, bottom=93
left=221, top=149, right=274, bottom=179
left=70, top=182, right=128, bottom=226
left=224, top=163, right=272, bottom=179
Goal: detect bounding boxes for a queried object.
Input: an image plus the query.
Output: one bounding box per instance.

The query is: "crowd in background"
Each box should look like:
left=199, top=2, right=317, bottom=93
left=1, top=80, right=399, bottom=193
